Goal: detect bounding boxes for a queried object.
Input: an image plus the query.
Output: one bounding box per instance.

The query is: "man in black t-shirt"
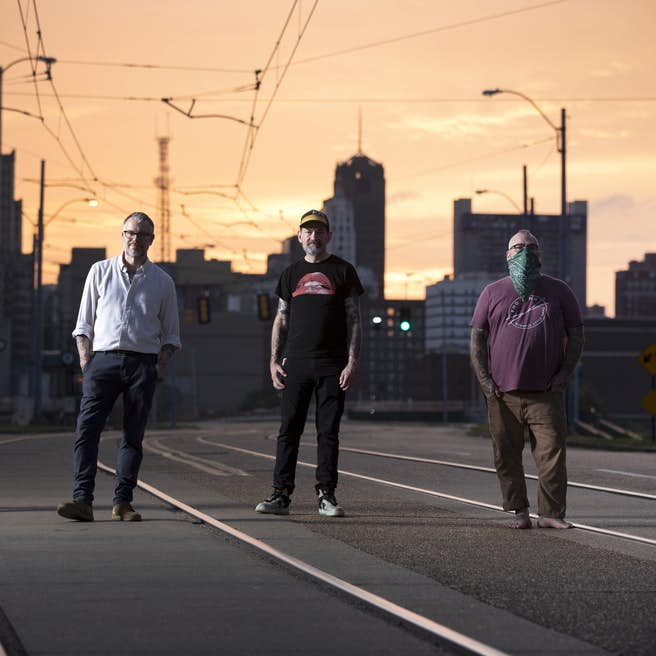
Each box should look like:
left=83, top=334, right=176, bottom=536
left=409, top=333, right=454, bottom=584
left=255, top=209, right=363, bottom=517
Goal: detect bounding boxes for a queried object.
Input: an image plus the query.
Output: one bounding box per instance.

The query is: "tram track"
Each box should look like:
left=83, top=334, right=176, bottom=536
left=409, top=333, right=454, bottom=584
left=184, top=435, right=656, bottom=548
left=98, top=429, right=656, bottom=654
left=95, top=457, right=509, bottom=656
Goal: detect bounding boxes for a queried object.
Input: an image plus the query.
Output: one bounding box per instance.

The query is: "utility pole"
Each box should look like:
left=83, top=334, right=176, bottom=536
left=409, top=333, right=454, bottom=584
left=155, top=136, right=171, bottom=262
left=559, top=108, right=567, bottom=283
left=33, top=159, right=45, bottom=419
left=522, top=165, right=528, bottom=216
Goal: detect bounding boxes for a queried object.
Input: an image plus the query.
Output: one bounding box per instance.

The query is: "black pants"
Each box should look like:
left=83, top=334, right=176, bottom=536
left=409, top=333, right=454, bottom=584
left=73, top=351, right=158, bottom=505
left=273, top=357, right=346, bottom=494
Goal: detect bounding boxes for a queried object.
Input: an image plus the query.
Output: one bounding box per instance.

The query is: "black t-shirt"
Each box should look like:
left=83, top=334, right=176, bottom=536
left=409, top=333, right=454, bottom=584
left=276, top=255, right=364, bottom=359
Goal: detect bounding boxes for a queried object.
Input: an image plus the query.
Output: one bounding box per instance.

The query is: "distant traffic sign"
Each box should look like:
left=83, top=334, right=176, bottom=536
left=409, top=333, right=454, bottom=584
left=641, top=390, right=656, bottom=416
left=638, top=343, right=656, bottom=376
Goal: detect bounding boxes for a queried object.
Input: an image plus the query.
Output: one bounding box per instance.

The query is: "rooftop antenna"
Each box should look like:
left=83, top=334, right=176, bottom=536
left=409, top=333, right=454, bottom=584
left=357, top=106, right=363, bottom=155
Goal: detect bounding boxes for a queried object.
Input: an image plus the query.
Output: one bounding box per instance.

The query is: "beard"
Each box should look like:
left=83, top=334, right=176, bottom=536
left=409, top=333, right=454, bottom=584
left=303, top=242, right=326, bottom=257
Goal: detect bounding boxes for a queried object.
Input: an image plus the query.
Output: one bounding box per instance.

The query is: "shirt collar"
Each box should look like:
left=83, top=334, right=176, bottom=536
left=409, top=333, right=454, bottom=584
left=119, top=255, right=151, bottom=274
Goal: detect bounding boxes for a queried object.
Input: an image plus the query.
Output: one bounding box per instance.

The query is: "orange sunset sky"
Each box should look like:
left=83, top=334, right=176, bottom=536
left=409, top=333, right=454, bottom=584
left=2, top=0, right=655, bottom=315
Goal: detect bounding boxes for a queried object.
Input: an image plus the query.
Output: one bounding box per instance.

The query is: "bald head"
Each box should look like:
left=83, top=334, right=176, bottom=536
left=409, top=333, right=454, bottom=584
left=506, top=229, right=540, bottom=261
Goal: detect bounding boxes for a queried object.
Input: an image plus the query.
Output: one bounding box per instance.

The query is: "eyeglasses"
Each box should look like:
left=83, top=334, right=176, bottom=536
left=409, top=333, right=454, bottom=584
left=123, top=230, right=154, bottom=240
left=508, top=243, right=539, bottom=253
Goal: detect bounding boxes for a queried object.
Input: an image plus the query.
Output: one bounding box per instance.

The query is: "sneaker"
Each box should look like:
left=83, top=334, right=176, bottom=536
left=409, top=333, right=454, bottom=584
left=111, top=502, right=142, bottom=522
left=255, top=489, right=291, bottom=515
left=317, top=489, right=344, bottom=517
left=57, top=499, right=94, bottom=522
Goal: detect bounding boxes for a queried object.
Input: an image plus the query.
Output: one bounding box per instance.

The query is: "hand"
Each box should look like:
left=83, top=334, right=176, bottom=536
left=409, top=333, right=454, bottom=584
left=156, top=361, right=168, bottom=382
left=339, top=361, right=358, bottom=390
left=79, top=356, right=92, bottom=372
left=271, top=361, right=287, bottom=390
left=481, top=378, right=501, bottom=399
left=549, top=371, right=569, bottom=392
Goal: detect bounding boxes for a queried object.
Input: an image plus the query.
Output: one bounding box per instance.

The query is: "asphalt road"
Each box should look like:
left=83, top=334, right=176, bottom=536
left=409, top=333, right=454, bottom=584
left=1, top=419, right=655, bottom=655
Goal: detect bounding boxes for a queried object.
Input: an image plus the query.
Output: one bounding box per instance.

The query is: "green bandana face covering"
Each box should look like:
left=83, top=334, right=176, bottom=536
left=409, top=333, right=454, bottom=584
left=507, top=247, right=541, bottom=300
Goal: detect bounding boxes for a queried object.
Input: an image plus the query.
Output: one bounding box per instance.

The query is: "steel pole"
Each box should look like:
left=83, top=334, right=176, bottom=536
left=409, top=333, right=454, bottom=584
left=560, top=108, right=567, bottom=282
left=34, top=159, right=45, bottom=419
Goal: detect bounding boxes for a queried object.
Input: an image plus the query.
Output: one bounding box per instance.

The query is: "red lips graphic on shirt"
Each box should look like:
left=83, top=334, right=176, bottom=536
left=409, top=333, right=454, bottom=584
left=292, top=272, right=335, bottom=297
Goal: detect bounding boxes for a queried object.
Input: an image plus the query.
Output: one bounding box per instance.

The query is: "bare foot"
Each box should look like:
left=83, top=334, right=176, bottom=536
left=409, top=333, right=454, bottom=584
left=509, top=509, right=532, bottom=529
left=537, top=516, right=572, bottom=529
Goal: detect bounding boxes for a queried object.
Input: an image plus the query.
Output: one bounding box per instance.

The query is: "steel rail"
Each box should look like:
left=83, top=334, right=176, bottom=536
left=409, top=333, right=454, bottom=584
left=96, top=459, right=509, bottom=656
left=198, top=438, right=656, bottom=548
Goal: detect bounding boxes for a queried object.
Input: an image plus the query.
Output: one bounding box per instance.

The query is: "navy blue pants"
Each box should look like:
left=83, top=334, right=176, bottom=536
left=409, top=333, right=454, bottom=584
left=273, top=358, right=346, bottom=494
left=73, top=351, right=158, bottom=506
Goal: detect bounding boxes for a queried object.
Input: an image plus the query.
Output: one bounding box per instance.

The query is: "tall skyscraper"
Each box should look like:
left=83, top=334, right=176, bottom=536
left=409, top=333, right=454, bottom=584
left=322, top=185, right=355, bottom=265
left=0, top=151, right=22, bottom=254
left=333, top=152, right=385, bottom=298
left=453, top=198, right=587, bottom=308
left=0, top=150, right=32, bottom=394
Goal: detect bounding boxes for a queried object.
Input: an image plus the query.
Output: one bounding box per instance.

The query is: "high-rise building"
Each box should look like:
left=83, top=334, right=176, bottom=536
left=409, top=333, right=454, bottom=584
left=322, top=186, right=355, bottom=265
left=453, top=198, right=587, bottom=308
left=357, top=298, right=424, bottom=403
left=0, top=150, right=31, bottom=394
left=615, top=253, right=656, bottom=318
left=425, top=273, right=494, bottom=353
left=0, top=151, right=22, bottom=254
left=333, top=153, right=385, bottom=297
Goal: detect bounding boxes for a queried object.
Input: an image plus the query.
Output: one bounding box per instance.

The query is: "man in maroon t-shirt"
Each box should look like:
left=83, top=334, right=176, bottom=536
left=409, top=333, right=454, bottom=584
left=470, top=229, right=584, bottom=529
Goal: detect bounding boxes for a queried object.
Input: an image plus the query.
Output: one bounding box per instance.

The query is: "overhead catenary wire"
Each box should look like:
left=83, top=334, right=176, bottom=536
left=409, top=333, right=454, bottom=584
left=281, top=0, right=567, bottom=68
left=7, top=91, right=656, bottom=104
left=233, top=0, right=300, bottom=189
left=16, top=0, right=44, bottom=120
left=33, top=0, right=99, bottom=187
left=235, top=0, right=320, bottom=189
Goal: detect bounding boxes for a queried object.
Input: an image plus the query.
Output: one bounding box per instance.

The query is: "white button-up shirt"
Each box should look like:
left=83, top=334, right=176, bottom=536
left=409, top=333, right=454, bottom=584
left=72, top=255, right=181, bottom=354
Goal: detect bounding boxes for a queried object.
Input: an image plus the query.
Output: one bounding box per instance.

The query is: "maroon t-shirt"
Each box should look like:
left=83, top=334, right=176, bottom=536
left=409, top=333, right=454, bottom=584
left=470, top=275, right=583, bottom=392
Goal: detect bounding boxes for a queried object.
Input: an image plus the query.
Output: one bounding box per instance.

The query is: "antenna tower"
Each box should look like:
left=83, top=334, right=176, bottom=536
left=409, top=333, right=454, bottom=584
left=357, top=106, right=363, bottom=155
left=155, top=136, right=171, bottom=262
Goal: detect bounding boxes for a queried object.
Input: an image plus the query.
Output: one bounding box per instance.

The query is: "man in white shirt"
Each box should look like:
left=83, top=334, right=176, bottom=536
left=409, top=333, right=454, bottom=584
left=57, top=212, right=181, bottom=522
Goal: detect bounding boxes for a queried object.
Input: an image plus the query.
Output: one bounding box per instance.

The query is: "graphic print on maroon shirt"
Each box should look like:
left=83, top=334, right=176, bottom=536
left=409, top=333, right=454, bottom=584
left=292, top=272, right=336, bottom=297
left=506, top=294, right=547, bottom=330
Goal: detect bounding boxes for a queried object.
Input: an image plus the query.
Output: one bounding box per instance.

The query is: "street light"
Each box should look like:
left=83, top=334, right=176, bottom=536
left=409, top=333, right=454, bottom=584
left=475, top=189, right=522, bottom=213
left=32, top=185, right=97, bottom=420
left=0, top=56, right=56, bottom=155
left=482, top=87, right=567, bottom=280
left=45, top=197, right=98, bottom=226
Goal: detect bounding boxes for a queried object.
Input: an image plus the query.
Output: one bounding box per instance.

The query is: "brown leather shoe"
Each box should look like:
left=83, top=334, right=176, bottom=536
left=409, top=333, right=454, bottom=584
left=57, top=500, right=94, bottom=522
left=111, top=502, right=142, bottom=522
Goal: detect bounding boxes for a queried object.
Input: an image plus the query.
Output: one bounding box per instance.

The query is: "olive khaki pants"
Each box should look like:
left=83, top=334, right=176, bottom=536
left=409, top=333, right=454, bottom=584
left=487, top=390, right=568, bottom=518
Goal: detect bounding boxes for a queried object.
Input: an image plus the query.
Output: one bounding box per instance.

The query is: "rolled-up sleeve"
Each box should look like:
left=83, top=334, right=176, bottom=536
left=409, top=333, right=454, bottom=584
left=159, top=277, right=182, bottom=349
left=72, top=264, right=98, bottom=341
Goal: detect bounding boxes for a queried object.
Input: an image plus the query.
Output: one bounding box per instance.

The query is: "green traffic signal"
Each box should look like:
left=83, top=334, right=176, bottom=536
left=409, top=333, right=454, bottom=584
left=400, top=320, right=411, bottom=331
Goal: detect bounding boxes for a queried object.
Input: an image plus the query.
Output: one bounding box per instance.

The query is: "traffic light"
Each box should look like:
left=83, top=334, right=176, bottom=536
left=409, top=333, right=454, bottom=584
left=399, top=306, right=411, bottom=332
left=257, top=293, right=271, bottom=320
left=197, top=296, right=211, bottom=324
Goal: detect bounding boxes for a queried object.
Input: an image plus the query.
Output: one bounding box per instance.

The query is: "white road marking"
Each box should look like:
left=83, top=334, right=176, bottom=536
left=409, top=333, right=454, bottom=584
left=96, top=460, right=509, bottom=656
left=597, top=469, right=656, bottom=481
left=144, top=437, right=249, bottom=477
left=198, top=438, right=656, bottom=547
left=333, top=445, right=656, bottom=501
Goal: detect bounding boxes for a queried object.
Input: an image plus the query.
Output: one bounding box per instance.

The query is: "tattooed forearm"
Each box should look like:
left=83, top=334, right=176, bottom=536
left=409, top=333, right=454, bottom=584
left=76, top=335, right=92, bottom=359
left=270, top=298, right=289, bottom=363
left=345, top=295, right=361, bottom=364
left=469, top=328, right=497, bottom=397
